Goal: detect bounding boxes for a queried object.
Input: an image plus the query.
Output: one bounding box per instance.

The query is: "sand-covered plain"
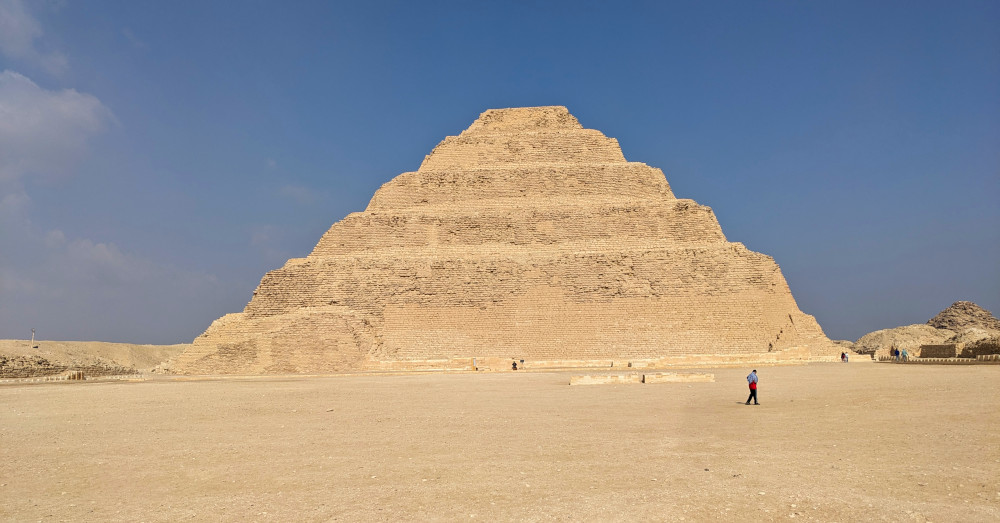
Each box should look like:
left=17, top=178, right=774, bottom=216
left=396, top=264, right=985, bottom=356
left=1, top=363, right=998, bottom=521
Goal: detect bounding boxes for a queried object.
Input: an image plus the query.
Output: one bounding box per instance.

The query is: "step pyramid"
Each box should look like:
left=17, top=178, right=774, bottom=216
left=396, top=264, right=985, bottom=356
left=175, top=106, right=834, bottom=374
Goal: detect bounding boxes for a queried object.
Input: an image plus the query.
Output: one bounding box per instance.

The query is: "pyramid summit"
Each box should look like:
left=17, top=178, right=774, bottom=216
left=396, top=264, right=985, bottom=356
left=175, top=106, right=835, bottom=374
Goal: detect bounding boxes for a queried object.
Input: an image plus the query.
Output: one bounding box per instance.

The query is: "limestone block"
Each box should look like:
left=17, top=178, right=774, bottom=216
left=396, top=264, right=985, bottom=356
left=642, top=372, right=715, bottom=383
left=569, top=374, right=643, bottom=385
left=919, top=344, right=957, bottom=358
left=848, top=351, right=874, bottom=363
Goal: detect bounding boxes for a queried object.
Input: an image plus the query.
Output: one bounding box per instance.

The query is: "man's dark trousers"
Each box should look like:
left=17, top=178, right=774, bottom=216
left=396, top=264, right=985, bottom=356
left=746, top=389, right=758, bottom=405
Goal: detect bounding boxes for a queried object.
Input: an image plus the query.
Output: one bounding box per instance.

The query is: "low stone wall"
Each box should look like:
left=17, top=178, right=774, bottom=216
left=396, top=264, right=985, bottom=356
left=363, top=358, right=474, bottom=372
left=877, top=356, right=985, bottom=365
left=643, top=372, right=715, bottom=384
left=364, top=357, right=619, bottom=372
left=643, top=346, right=812, bottom=368
left=569, top=374, right=643, bottom=385
left=0, top=359, right=139, bottom=379
left=363, top=346, right=814, bottom=373
left=569, top=372, right=716, bottom=385
left=964, top=338, right=1000, bottom=357
left=0, top=372, right=146, bottom=384
left=919, top=344, right=957, bottom=358
left=811, top=351, right=873, bottom=363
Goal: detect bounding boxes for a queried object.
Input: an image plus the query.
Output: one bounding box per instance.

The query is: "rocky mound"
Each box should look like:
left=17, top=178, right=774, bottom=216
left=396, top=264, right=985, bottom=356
left=963, top=335, right=1000, bottom=357
left=0, top=354, right=135, bottom=379
left=854, top=324, right=954, bottom=356
left=854, top=301, right=1000, bottom=357
left=0, top=340, right=188, bottom=379
left=945, top=327, right=997, bottom=345
left=927, top=301, right=1000, bottom=331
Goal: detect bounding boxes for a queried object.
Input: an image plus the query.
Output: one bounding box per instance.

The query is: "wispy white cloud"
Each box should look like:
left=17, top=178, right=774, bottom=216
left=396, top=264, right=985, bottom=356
left=250, top=224, right=280, bottom=248
left=121, top=27, right=146, bottom=50
left=0, top=70, right=115, bottom=182
left=278, top=184, right=319, bottom=205
left=0, top=190, right=32, bottom=259
left=61, top=238, right=157, bottom=286
left=0, top=188, right=31, bottom=218
left=43, top=228, right=65, bottom=248
left=0, top=0, right=68, bottom=74
left=0, top=193, right=224, bottom=342
left=249, top=224, right=293, bottom=266
left=1, top=193, right=211, bottom=292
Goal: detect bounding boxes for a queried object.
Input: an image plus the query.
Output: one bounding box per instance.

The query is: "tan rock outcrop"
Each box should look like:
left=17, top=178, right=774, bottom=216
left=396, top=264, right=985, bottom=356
left=927, top=301, right=1000, bottom=331
left=855, top=301, right=1000, bottom=358
left=854, top=324, right=954, bottom=357
left=0, top=339, right=187, bottom=378
left=963, top=335, right=1000, bottom=357
left=174, top=106, right=835, bottom=374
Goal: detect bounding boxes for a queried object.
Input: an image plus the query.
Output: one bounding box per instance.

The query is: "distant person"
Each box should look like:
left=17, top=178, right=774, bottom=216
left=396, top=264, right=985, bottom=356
left=745, top=370, right=759, bottom=405
left=841, top=352, right=847, bottom=363
left=512, top=361, right=518, bottom=371
left=901, top=348, right=909, bottom=362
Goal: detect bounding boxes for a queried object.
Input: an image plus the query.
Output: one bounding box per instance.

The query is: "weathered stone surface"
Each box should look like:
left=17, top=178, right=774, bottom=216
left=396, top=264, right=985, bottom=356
left=643, top=372, right=715, bottom=384
left=919, top=344, right=957, bottom=358
left=569, top=374, right=643, bottom=385
left=0, top=339, right=158, bottom=378
left=854, top=324, right=953, bottom=357
left=175, top=106, right=835, bottom=374
left=832, top=339, right=855, bottom=350
left=854, top=302, right=1000, bottom=358
left=949, top=334, right=1000, bottom=358
left=0, top=339, right=186, bottom=377
left=927, top=301, right=1000, bottom=331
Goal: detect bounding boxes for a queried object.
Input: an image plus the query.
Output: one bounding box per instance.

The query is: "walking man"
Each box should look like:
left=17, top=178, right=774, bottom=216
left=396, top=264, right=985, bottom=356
left=745, top=369, right=759, bottom=405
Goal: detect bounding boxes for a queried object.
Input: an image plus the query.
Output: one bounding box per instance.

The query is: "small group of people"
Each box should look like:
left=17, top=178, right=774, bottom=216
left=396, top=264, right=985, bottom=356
left=840, top=352, right=849, bottom=363
left=890, top=346, right=909, bottom=362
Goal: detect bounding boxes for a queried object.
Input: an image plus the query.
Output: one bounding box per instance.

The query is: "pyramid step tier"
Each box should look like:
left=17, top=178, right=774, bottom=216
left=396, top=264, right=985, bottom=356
left=312, top=199, right=724, bottom=256
left=419, top=129, right=626, bottom=171
left=380, top=294, right=821, bottom=361
left=367, top=162, right=674, bottom=211
left=185, top=296, right=830, bottom=373
left=248, top=243, right=786, bottom=319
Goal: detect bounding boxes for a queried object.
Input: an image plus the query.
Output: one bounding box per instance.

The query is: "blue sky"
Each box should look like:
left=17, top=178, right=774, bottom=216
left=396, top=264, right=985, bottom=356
left=1, top=0, right=997, bottom=344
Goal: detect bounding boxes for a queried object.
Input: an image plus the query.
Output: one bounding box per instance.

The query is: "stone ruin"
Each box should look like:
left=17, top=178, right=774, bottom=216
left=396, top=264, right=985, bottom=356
left=927, top=301, right=1000, bottom=332
left=174, top=106, right=836, bottom=374
left=856, top=301, right=1000, bottom=359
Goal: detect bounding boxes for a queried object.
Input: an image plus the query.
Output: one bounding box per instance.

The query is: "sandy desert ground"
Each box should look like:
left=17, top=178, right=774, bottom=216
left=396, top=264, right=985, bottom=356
left=1, top=363, right=998, bottom=522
